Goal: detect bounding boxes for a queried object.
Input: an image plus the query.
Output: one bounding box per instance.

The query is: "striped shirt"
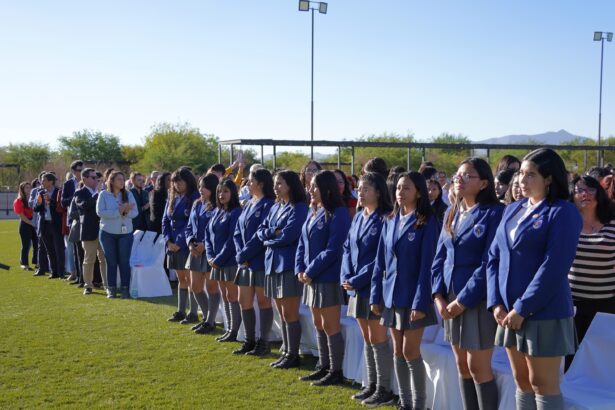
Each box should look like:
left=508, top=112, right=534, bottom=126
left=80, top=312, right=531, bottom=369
left=568, top=221, right=615, bottom=300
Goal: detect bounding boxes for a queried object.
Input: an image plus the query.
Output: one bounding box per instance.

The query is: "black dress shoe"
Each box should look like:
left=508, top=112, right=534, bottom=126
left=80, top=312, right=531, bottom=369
left=120, top=287, right=130, bottom=299
left=33, top=271, right=45, bottom=277
left=270, top=353, right=287, bottom=367
left=194, top=322, right=216, bottom=334
left=276, top=353, right=301, bottom=369
left=246, top=339, right=271, bottom=357
left=77, top=283, right=84, bottom=288
left=168, top=311, right=186, bottom=322
left=361, top=386, right=396, bottom=407
left=351, top=382, right=376, bottom=400
left=191, top=320, right=206, bottom=331
left=311, top=369, right=344, bottom=386
left=83, top=288, right=93, bottom=295
left=106, top=287, right=117, bottom=298
left=299, top=365, right=330, bottom=382
left=179, top=313, right=199, bottom=324
left=48, top=274, right=59, bottom=279
left=233, top=340, right=256, bottom=355
left=218, top=331, right=238, bottom=343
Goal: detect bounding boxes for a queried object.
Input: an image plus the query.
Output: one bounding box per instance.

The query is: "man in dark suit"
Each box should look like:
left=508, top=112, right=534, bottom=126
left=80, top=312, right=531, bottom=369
left=29, top=171, right=50, bottom=276
left=130, top=172, right=150, bottom=232
left=34, top=173, right=65, bottom=279
left=61, top=160, right=83, bottom=209
left=75, top=168, right=107, bottom=295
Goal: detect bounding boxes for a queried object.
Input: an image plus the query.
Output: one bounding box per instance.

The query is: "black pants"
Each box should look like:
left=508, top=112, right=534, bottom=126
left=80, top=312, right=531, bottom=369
left=72, top=241, right=83, bottom=282
left=18, top=221, right=38, bottom=266
left=36, top=229, right=49, bottom=273
left=40, top=222, right=65, bottom=276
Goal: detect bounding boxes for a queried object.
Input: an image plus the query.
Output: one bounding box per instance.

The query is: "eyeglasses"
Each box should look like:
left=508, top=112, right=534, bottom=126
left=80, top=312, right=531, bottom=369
left=305, top=168, right=319, bottom=175
left=452, top=173, right=480, bottom=183
left=574, top=187, right=597, bottom=196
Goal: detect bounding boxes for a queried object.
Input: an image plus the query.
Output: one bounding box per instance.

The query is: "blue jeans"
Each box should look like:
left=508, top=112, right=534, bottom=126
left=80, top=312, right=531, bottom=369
left=64, top=235, right=76, bottom=274
left=100, top=230, right=133, bottom=288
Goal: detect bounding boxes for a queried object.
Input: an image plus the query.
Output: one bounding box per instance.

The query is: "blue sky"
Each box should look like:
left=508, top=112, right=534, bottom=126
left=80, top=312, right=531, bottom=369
left=0, top=0, right=614, bottom=149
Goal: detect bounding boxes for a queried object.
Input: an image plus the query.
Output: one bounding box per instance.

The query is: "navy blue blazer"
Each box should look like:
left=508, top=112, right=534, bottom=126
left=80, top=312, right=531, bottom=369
left=257, top=202, right=309, bottom=275
left=33, top=187, right=62, bottom=234
left=487, top=198, right=582, bottom=320
left=205, top=207, right=241, bottom=268
left=74, top=187, right=101, bottom=241
left=340, top=209, right=387, bottom=298
left=185, top=201, right=216, bottom=246
left=296, top=206, right=351, bottom=283
left=162, top=191, right=200, bottom=254
left=61, top=178, right=78, bottom=209
left=234, top=197, right=275, bottom=272
left=431, top=202, right=504, bottom=309
left=371, top=213, right=439, bottom=312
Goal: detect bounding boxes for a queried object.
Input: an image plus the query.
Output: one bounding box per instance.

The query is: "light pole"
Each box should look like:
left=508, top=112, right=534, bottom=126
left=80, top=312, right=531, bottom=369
left=299, top=0, right=327, bottom=160
left=594, top=31, right=613, bottom=166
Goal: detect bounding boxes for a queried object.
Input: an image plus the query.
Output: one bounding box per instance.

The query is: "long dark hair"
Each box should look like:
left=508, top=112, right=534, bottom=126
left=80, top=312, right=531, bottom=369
left=333, top=169, right=353, bottom=201
left=216, top=178, right=240, bottom=211
left=523, top=148, right=570, bottom=202
left=168, top=167, right=198, bottom=213
left=198, top=174, right=219, bottom=209
left=252, top=169, right=275, bottom=200
left=154, top=172, right=171, bottom=193
left=364, top=157, right=388, bottom=180
left=18, top=182, right=31, bottom=209
left=571, top=175, right=614, bottom=224
left=106, top=171, right=128, bottom=203
left=299, top=160, right=322, bottom=188
left=391, top=172, right=432, bottom=228
left=313, top=170, right=344, bottom=214
left=496, top=154, right=521, bottom=173
left=445, top=157, right=498, bottom=235
left=359, top=172, right=393, bottom=215
left=276, top=170, right=307, bottom=205
left=504, top=171, right=520, bottom=205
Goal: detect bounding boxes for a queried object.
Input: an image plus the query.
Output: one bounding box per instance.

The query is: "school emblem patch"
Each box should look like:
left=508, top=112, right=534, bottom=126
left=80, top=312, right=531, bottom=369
left=369, top=226, right=378, bottom=236
left=407, top=231, right=416, bottom=242
left=184, top=209, right=190, bottom=217
left=473, top=224, right=485, bottom=238
left=255, top=211, right=261, bottom=218
left=316, top=220, right=324, bottom=230
left=533, top=218, right=543, bottom=229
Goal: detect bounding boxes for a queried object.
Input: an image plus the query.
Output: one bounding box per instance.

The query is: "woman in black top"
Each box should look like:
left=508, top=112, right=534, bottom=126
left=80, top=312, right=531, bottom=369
left=149, top=172, right=171, bottom=233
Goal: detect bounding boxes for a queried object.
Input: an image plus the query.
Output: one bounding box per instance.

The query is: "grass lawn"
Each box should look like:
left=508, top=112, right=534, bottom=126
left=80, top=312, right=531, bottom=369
left=0, top=219, right=367, bottom=409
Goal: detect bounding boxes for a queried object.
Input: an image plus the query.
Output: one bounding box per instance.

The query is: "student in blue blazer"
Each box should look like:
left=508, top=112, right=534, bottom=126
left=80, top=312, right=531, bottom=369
left=371, top=171, right=438, bottom=410
left=296, top=170, right=351, bottom=386
left=185, top=174, right=219, bottom=335
left=164, top=168, right=200, bottom=323
left=256, top=170, right=308, bottom=369
left=431, top=158, right=504, bottom=410
left=341, top=172, right=396, bottom=406
left=232, top=169, right=276, bottom=356
left=487, top=149, right=582, bottom=410
left=205, top=178, right=242, bottom=343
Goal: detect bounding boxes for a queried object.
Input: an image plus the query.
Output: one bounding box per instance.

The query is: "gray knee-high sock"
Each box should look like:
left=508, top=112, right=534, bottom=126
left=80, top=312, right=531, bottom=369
left=206, top=292, right=221, bottom=326
left=280, top=321, right=289, bottom=354
left=188, top=290, right=198, bottom=316
left=364, top=343, right=376, bottom=386
left=327, top=332, right=345, bottom=372
left=316, top=330, right=330, bottom=368
left=287, top=320, right=301, bottom=355
left=230, top=301, right=242, bottom=333
left=536, top=394, right=563, bottom=410
left=178, top=288, right=188, bottom=313
left=194, top=291, right=209, bottom=319
left=407, top=356, right=427, bottom=410
left=516, top=390, right=537, bottom=410
left=372, top=340, right=393, bottom=390
left=476, top=379, right=498, bottom=410
left=394, top=356, right=412, bottom=408
left=222, top=300, right=231, bottom=330
left=259, top=307, right=273, bottom=341
left=241, top=308, right=256, bottom=342
left=460, top=377, right=479, bottom=410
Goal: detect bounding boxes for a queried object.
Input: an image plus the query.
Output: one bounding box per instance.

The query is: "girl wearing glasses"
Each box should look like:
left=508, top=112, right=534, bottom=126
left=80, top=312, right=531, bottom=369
left=431, top=158, right=504, bottom=410
left=371, top=172, right=439, bottom=410
left=487, top=148, right=582, bottom=410
left=300, top=160, right=322, bottom=203
left=566, top=175, right=615, bottom=369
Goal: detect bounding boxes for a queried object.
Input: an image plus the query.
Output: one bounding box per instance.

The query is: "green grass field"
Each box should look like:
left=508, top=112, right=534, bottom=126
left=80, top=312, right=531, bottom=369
left=0, top=219, right=367, bottom=409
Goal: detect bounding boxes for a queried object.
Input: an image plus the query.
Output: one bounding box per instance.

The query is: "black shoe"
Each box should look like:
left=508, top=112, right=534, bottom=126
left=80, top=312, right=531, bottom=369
left=246, top=339, right=271, bottom=357
left=270, top=353, right=287, bottom=367
left=120, top=287, right=130, bottom=299
left=83, top=288, right=93, bottom=295
left=106, top=287, right=117, bottom=298
left=233, top=340, right=256, bottom=355
left=48, top=274, right=59, bottom=279
left=362, top=386, right=396, bottom=407
left=191, top=320, right=206, bottom=331
left=195, top=322, right=216, bottom=334
left=77, top=283, right=84, bottom=288
left=396, top=405, right=412, bottom=410
left=180, top=313, right=199, bottom=324
left=168, top=311, right=186, bottom=322
left=276, top=353, right=301, bottom=369
left=69, top=280, right=80, bottom=285
left=33, top=271, right=45, bottom=276
left=215, top=330, right=230, bottom=341
left=20, top=265, right=33, bottom=271
left=311, top=369, right=344, bottom=386
left=218, top=331, right=238, bottom=343
left=351, top=382, right=376, bottom=400
left=299, top=365, right=330, bottom=382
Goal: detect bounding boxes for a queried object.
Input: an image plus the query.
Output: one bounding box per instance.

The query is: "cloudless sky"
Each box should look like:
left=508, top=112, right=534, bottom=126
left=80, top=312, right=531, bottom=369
left=0, top=0, right=614, bottom=149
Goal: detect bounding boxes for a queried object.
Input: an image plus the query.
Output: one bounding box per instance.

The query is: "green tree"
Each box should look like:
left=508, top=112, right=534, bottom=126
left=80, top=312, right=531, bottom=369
left=425, top=133, right=473, bottom=174
left=58, top=130, right=123, bottom=162
left=121, top=145, right=146, bottom=165
left=3, top=142, right=52, bottom=175
left=136, top=122, right=218, bottom=174
left=264, top=151, right=310, bottom=172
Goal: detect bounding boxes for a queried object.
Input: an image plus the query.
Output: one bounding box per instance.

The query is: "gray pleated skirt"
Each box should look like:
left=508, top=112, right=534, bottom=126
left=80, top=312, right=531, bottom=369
left=210, top=265, right=238, bottom=282
left=185, top=253, right=210, bottom=273
left=381, top=304, right=438, bottom=331
left=444, top=294, right=497, bottom=351
left=234, top=267, right=266, bottom=288
left=495, top=317, right=578, bottom=357
left=302, top=282, right=345, bottom=308
left=347, top=293, right=380, bottom=320
left=167, top=251, right=189, bottom=270
left=264, top=270, right=304, bottom=299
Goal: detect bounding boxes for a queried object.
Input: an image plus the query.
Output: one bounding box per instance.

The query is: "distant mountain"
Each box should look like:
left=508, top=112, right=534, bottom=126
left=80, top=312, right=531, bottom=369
left=475, top=129, right=592, bottom=145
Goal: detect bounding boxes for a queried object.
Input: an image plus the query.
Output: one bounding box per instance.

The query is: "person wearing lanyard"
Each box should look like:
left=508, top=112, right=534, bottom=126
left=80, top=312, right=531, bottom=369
left=431, top=158, right=504, bottom=410
left=34, top=172, right=65, bottom=279
left=341, top=172, right=396, bottom=406
left=487, top=148, right=582, bottom=410
left=371, top=172, right=439, bottom=410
